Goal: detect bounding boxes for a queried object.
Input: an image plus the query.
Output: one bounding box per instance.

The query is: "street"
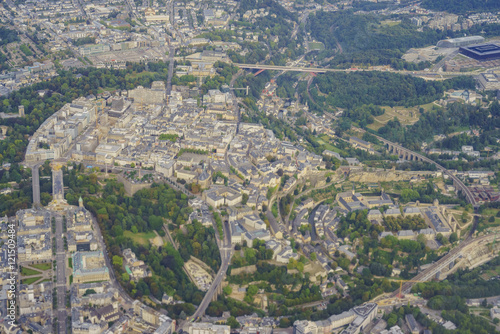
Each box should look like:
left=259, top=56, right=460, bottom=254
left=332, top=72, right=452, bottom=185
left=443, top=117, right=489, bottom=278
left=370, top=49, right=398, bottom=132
left=53, top=214, right=67, bottom=333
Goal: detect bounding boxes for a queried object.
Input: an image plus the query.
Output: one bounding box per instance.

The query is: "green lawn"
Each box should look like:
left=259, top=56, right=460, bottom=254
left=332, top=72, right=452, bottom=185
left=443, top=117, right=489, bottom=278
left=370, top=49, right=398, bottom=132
left=125, top=71, right=156, bottom=80
left=68, top=258, right=73, bottom=269
left=22, top=277, right=41, bottom=285
left=31, top=263, right=52, bottom=271
left=124, top=230, right=157, bottom=245
left=308, top=42, right=325, bottom=50
left=482, top=208, right=498, bottom=216
left=21, top=267, right=41, bottom=276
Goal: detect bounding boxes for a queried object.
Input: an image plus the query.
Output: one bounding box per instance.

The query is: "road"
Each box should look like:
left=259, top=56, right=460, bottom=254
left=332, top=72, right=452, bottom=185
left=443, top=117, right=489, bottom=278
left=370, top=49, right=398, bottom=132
left=72, top=0, right=87, bottom=18
left=53, top=214, right=67, bottom=333
left=32, top=164, right=40, bottom=206
left=183, top=221, right=232, bottom=327
left=229, top=70, right=244, bottom=134
left=431, top=49, right=459, bottom=72
left=90, top=214, right=136, bottom=309
left=368, top=133, right=477, bottom=206
left=395, top=219, right=482, bottom=297
left=235, top=63, right=478, bottom=77
left=166, top=46, right=175, bottom=95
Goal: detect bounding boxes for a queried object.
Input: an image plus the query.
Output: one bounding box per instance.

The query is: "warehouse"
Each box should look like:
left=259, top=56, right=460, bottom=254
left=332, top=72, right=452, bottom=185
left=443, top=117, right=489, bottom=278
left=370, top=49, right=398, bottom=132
left=437, top=36, right=485, bottom=48
left=459, top=43, right=500, bottom=61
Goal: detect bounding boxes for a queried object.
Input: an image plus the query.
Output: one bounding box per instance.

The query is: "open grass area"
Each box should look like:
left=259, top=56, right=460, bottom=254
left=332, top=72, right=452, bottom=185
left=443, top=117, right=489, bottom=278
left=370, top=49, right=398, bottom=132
left=31, top=263, right=52, bottom=271
left=317, top=135, right=342, bottom=153
left=125, top=71, right=156, bottom=80
left=22, top=277, right=41, bottom=285
left=21, top=267, right=41, bottom=276
left=68, top=258, right=73, bottom=269
left=380, top=20, right=401, bottom=27
left=308, top=42, right=325, bottom=50
left=123, top=230, right=157, bottom=245
left=482, top=208, right=498, bottom=216
left=367, top=106, right=423, bottom=131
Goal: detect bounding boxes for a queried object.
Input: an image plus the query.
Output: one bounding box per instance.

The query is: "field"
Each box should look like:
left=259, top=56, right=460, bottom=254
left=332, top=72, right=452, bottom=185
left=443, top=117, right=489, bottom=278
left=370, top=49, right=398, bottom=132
left=380, top=20, right=401, bottom=27
left=22, top=277, right=41, bottom=285
left=21, top=267, right=41, bottom=276
left=367, top=105, right=429, bottom=131
left=125, top=71, right=157, bottom=80
left=308, top=42, right=325, bottom=51
left=123, top=230, right=157, bottom=245
left=317, top=135, right=342, bottom=153
left=31, top=263, right=52, bottom=271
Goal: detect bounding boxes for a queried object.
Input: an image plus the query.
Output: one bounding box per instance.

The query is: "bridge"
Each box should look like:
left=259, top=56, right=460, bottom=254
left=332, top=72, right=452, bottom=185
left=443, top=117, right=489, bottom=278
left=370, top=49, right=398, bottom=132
left=395, top=232, right=500, bottom=296
left=372, top=135, right=477, bottom=206
left=235, top=63, right=478, bottom=77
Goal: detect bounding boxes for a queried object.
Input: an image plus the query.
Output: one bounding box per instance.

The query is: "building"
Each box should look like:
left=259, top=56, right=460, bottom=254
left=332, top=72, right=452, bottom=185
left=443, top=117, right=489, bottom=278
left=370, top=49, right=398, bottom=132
left=128, top=82, right=166, bottom=105
left=459, top=43, right=500, bottom=61
left=437, top=36, right=485, bottom=48
left=405, top=314, right=419, bottom=334
left=349, top=137, right=373, bottom=153
left=72, top=251, right=110, bottom=284
left=186, top=322, right=230, bottom=334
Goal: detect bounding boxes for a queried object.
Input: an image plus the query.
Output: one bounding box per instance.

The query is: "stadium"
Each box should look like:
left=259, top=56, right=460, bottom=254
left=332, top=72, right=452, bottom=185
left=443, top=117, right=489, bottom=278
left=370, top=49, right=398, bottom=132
left=437, top=36, right=485, bottom=48
left=459, top=43, right=500, bottom=61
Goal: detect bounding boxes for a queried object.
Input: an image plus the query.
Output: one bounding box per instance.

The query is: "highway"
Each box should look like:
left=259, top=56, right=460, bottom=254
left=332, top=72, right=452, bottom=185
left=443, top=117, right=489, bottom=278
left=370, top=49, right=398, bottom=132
left=229, top=70, right=244, bottom=134
left=394, top=223, right=493, bottom=297
left=32, top=164, right=40, bottom=206
left=166, top=46, right=175, bottom=95
left=183, top=221, right=233, bottom=328
left=53, top=214, right=67, bottom=333
left=235, top=63, right=478, bottom=77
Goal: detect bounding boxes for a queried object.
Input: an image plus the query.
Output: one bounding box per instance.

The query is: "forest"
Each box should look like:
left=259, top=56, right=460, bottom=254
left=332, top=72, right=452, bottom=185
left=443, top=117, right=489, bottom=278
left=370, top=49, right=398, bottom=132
left=377, top=101, right=500, bottom=152
left=383, top=215, right=427, bottom=232
left=0, top=27, right=19, bottom=46
left=308, top=72, right=475, bottom=111
left=413, top=257, right=500, bottom=300
left=307, top=11, right=448, bottom=68
left=421, top=0, right=500, bottom=14
left=71, top=176, right=220, bottom=318
left=384, top=305, right=499, bottom=334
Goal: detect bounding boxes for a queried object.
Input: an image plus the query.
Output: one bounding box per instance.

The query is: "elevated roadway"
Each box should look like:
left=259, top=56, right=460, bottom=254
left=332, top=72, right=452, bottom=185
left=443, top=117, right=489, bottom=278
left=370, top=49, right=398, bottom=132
left=183, top=221, right=232, bottom=327
left=373, top=135, right=477, bottom=206
left=395, top=231, right=498, bottom=296
left=235, top=63, right=478, bottom=77
left=32, top=164, right=41, bottom=206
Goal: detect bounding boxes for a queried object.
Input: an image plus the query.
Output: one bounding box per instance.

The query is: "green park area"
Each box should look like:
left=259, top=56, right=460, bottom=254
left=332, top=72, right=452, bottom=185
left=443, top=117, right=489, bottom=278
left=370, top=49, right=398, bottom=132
left=31, top=263, right=52, bottom=271
left=123, top=230, right=157, bottom=245
left=21, top=267, right=41, bottom=276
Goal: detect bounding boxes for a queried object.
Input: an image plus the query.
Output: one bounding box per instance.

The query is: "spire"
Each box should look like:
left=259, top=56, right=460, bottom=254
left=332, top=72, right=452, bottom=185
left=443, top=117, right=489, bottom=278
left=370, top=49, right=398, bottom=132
left=79, top=196, right=84, bottom=208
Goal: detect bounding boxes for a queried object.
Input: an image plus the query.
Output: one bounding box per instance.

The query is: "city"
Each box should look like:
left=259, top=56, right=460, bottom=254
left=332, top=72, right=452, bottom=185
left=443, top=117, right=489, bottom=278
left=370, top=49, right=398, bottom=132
left=1, top=0, right=500, bottom=334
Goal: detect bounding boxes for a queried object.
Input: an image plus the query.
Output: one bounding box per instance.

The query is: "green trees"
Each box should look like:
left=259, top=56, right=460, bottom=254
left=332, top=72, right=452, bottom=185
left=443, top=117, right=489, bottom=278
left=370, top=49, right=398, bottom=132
left=308, top=72, right=475, bottom=113
left=383, top=216, right=427, bottom=232
left=226, top=316, right=240, bottom=329
left=176, top=220, right=221, bottom=272
left=0, top=63, right=171, bottom=164
left=421, top=0, right=500, bottom=14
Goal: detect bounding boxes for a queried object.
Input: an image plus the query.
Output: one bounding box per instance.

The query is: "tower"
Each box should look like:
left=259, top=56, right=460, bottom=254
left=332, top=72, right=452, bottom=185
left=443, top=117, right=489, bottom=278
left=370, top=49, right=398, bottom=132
left=79, top=196, right=84, bottom=208
left=19, top=105, right=25, bottom=117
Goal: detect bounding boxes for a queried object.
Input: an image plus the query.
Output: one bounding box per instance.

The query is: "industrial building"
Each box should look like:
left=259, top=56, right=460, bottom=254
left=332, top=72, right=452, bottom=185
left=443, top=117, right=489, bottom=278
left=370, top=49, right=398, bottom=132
left=437, top=36, right=485, bottom=48
left=459, top=43, right=500, bottom=61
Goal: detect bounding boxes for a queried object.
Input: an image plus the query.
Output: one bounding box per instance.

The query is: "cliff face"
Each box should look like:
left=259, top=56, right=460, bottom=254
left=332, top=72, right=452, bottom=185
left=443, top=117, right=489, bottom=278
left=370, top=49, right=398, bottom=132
left=349, top=170, right=435, bottom=183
